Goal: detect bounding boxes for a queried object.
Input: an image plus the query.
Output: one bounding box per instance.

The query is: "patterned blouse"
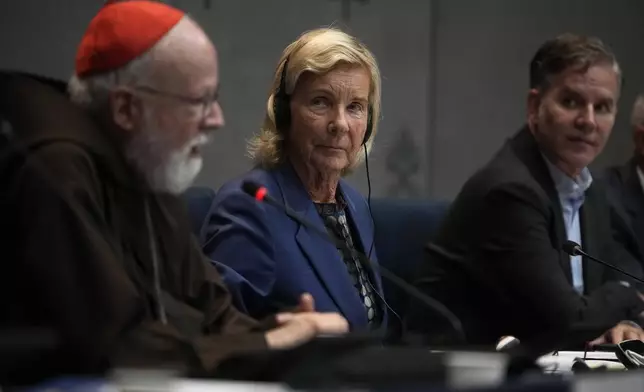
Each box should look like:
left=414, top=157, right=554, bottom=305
left=314, top=195, right=382, bottom=328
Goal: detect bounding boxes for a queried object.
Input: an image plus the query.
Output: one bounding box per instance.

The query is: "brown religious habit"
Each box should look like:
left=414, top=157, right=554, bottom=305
left=0, top=1, right=275, bottom=379
left=0, top=71, right=274, bottom=379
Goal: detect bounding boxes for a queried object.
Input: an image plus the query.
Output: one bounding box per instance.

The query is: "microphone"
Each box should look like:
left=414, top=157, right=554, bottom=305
left=495, top=336, right=520, bottom=352
left=562, top=240, right=644, bottom=285
left=241, top=180, right=466, bottom=344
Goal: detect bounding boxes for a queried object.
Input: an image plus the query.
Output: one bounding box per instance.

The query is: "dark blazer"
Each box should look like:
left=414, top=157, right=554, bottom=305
left=407, top=127, right=644, bottom=346
left=604, top=159, right=644, bottom=260
left=197, top=163, right=387, bottom=333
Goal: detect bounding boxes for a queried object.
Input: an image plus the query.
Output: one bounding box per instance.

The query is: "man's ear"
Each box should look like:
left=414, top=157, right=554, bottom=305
left=109, top=88, right=141, bottom=132
left=526, top=88, right=542, bottom=129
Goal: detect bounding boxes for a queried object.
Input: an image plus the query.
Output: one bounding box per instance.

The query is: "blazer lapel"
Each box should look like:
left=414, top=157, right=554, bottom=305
left=579, top=186, right=604, bottom=292
left=274, top=164, right=367, bottom=327
left=511, top=127, right=571, bottom=281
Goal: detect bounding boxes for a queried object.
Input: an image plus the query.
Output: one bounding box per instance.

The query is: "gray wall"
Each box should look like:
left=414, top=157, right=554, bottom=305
left=431, top=0, right=644, bottom=199
left=176, top=0, right=433, bottom=199
left=1, top=0, right=643, bottom=200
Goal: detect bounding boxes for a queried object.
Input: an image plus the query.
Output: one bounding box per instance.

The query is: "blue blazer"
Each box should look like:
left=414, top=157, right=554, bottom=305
left=199, top=163, right=387, bottom=332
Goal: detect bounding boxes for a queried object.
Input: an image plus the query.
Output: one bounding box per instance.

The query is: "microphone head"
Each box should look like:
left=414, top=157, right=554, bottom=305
left=562, top=240, right=582, bottom=256
left=241, top=180, right=267, bottom=202
left=496, top=335, right=520, bottom=352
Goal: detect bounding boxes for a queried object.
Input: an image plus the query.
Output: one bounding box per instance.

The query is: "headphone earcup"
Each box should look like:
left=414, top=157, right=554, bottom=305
left=363, top=105, right=373, bottom=145
left=273, top=93, right=291, bottom=134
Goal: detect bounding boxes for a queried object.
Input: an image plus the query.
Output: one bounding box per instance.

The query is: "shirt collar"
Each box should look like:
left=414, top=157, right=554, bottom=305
left=541, top=154, right=593, bottom=200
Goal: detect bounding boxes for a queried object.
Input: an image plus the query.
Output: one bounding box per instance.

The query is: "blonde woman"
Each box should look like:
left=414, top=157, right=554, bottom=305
left=203, top=28, right=387, bottom=333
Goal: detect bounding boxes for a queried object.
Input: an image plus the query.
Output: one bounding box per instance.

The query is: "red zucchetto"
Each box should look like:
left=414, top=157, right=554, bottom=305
left=75, top=0, right=184, bottom=77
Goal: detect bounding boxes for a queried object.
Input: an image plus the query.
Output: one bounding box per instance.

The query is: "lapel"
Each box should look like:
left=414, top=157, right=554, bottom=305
left=273, top=164, right=368, bottom=327
left=339, top=182, right=385, bottom=296
left=510, top=127, right=572, bottom=281
left=579, top=185, right=604, bottom=292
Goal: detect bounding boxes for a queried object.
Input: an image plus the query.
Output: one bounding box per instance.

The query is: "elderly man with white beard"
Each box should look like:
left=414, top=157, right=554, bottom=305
left=0, top=0, right=347, bottom=380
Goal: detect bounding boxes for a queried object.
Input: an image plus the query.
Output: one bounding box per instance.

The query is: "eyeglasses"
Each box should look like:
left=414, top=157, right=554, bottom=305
left=133, top=85, right=219, bottom=121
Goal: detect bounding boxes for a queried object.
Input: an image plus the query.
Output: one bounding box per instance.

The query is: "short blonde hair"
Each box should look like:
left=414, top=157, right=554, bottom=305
left=247, top=27, right=382, bottom=173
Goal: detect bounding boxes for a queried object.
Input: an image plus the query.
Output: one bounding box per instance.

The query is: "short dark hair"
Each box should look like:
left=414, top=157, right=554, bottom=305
left=529, top=33, right=621, bottom=90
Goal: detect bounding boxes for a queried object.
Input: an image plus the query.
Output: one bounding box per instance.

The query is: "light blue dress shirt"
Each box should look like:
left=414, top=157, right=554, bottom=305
left=542, top=156, right=593, bottom=294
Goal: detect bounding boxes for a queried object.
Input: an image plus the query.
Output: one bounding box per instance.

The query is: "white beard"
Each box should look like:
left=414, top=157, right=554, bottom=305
left=125, top=124, right=210, bottom=195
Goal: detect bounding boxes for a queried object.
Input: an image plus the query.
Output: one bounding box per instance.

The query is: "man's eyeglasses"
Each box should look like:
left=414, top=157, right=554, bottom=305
left=133, top=85, right=219, bottom=120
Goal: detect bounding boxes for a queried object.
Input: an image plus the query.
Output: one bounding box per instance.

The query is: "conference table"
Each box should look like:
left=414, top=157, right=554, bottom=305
left=20, top=351, right=644, bottom=392
left=20, top=375, right=644, bottom=392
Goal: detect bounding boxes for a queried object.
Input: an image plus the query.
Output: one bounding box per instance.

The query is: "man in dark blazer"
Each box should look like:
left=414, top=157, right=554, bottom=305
left=407, top=34, right=644, bottom=348
left=604, top=95, right=644, bottom=259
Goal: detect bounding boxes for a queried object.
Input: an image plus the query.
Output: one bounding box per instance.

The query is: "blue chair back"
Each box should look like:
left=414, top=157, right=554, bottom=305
left=369, top=198, right=450, bottom=337
left=183, top=186, right=216, bottom=241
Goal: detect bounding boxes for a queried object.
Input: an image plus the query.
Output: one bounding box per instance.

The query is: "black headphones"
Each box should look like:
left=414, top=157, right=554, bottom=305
left=272, top=58, right=373, bottom=146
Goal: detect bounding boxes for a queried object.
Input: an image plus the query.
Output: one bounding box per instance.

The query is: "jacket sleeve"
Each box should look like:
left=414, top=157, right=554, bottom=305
left=200, top=183, right=282, bottom=319
left=176, top=236, right=275, bottom=374
left=478, top=183, right=644, bottom=337
left=606, top=196, right=644, bottom=299
left=589, top=177, right=644, bottom=298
